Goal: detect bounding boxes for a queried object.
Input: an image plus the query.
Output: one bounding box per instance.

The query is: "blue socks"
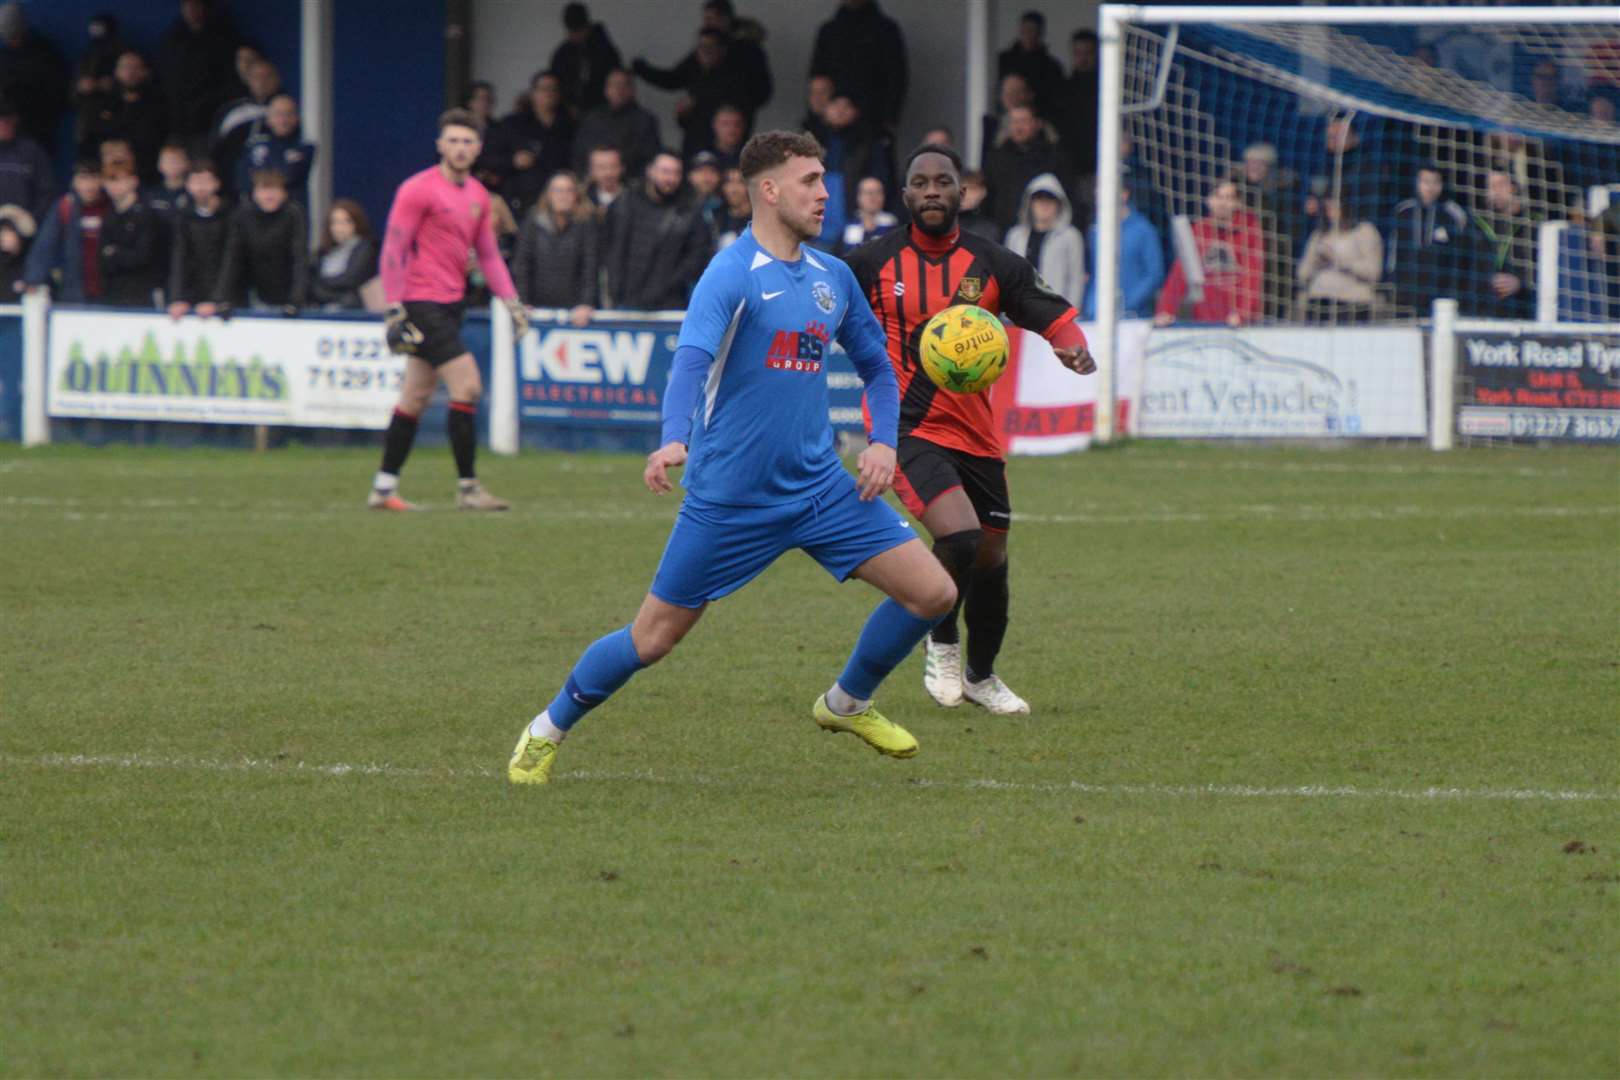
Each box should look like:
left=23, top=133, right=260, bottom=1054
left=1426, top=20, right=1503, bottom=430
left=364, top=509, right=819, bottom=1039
left=837, top=599, right=944, bottom=701
left=538, top=603, right=937, bottom=738
left=545, top=626, right=646, bottom=732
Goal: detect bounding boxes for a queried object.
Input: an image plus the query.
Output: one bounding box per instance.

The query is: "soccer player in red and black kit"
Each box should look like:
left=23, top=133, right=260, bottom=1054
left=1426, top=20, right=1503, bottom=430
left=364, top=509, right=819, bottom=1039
left=368, top=108, right=528, bottom=512
left=843, top=144, right=1095, bottom=714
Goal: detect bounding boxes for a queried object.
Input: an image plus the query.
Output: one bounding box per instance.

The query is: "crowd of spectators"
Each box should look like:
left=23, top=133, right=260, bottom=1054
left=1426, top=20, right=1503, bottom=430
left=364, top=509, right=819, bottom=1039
left=1, top=0, right=1613, bottom=324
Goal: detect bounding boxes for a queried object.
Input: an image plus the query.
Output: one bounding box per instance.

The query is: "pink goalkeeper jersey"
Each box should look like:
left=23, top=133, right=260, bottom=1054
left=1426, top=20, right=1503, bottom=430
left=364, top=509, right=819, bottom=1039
left=379, top=166, right=516, bottom=304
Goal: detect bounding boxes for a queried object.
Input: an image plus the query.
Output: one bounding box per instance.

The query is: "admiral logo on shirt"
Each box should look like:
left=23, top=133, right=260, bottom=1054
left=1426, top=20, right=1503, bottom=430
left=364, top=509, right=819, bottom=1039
left=765, top=321, right=829, bottom=373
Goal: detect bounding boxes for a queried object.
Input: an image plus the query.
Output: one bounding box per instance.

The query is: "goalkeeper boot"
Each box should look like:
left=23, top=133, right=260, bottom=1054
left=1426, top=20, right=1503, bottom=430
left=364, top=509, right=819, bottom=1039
left=963, top=673, right=1030, bottom=715
left=508, top=727, right=559, bottom=785
left=813, top=694, right=919, bottom=759
left=368, top=488, right=419, bottom=511
left=456, top=480, right=510, bottom=512
left=923, top=638, right=964, bottom=707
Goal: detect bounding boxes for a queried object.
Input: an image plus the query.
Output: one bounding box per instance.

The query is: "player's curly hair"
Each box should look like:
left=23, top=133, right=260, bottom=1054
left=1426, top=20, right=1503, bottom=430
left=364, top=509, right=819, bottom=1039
left=904, top=142, right=963, bottom=176
left=438, top=107, right=480, bottom=134
left=739, top=130, right=824, bottom=180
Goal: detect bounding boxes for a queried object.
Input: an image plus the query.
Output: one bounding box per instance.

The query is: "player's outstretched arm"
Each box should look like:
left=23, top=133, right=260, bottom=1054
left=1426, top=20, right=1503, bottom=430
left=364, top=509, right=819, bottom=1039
left=1049, top=319, right=1096, bottom=375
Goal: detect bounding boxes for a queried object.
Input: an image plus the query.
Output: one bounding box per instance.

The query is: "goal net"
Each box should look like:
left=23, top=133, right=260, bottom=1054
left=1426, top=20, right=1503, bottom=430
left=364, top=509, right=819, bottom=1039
left=1090, top=5, right=1620, bottom=444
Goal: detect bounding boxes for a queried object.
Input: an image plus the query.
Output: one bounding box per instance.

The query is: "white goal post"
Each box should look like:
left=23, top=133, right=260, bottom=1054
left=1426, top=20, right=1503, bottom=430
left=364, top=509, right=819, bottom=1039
left=1091, top=4, right=1620, bottom=445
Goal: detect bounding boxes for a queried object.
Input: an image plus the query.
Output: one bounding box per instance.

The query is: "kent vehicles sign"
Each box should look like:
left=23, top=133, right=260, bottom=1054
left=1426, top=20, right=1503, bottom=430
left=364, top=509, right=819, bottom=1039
left=1135, top=327, right=1427, bottom=438
left=47, top=310, right=405, bottom=428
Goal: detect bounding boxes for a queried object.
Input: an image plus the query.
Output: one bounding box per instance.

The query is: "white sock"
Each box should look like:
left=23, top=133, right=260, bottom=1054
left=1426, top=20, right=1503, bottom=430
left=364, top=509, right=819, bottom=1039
left=458, top=477, right=479, bottom=491
left=372, top=470, right=398, bottom=493
left=825, top=684, right=870, bottom=717
left=527, top=710, right=567, bottom=743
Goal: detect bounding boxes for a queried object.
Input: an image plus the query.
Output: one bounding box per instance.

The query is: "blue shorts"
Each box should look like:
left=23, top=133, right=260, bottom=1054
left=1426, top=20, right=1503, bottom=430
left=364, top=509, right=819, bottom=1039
left=650, top=478, right=918, bottom=609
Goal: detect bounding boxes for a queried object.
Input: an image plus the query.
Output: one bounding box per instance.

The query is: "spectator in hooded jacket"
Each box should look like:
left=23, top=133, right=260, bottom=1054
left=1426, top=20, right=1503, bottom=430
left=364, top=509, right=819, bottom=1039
left=168, top=158, right=232, bottom=317
left=604, top=150, right=709, bottom=309
left=1297, top=195, right=1383, bottom=324
left=514, top=170, right=597, bottom=325
left=24, top=160, right=106, bottom=302
left=1387, top=164, right=1475, bottom=318
left=1155, top=178, right=1263, bottom=327
left=1005, top=172, right=1085, bottom=306
left=237, top=94, right=315, bottom=206
left=309, top=199, right=378, bottom=310
left=97, top=166, right=163, bottom=307
left=215, top=168, right=307, bottom=312
left=1082, top=182, right=1164, bottom=319
left=550, top=3, right=623, bottom=111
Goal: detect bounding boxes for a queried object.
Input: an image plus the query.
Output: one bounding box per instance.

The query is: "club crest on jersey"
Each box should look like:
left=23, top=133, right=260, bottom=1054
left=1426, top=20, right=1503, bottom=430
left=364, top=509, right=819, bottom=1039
left=811, top=281, right=836, bottom=313
left=765, top=321, right=829, bottom=374
left=468, top=202, right=483, bottom=220
left=956, top=276, right=983, bottom=302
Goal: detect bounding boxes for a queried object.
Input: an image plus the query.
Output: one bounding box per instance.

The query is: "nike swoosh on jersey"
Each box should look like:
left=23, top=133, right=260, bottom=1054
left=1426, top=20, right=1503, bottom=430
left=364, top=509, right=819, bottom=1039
left=762, top=290, right=785, bottom=300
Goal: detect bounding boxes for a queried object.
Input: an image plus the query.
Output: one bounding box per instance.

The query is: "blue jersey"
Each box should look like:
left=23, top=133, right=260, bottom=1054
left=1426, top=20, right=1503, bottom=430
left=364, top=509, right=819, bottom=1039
left=671, top=227, right=896, bottom=506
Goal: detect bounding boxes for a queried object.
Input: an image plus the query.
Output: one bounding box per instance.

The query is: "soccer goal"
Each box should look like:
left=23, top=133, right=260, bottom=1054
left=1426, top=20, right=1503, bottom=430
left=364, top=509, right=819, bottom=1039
left=1091, top=4, right=1620, bottom=445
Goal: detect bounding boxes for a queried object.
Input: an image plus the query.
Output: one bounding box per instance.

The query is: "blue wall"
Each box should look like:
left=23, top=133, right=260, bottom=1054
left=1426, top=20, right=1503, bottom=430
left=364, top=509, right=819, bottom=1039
left=332, top=0, right=447, bottom=238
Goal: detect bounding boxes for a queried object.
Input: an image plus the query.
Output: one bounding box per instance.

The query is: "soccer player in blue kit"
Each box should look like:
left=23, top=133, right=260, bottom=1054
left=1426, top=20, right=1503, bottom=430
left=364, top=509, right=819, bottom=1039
left=509, top=131, right=958, bottom=784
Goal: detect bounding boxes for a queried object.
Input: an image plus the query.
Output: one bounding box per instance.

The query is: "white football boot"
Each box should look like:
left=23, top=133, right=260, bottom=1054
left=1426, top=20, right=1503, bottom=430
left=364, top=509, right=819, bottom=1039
left=962, top=673, right=1030, bottom=715
left=923, top=639, right=964, bottom=707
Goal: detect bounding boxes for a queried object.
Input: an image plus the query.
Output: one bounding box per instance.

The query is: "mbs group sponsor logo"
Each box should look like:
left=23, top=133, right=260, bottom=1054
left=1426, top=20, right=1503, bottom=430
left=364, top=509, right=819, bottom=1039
left=766, top=321, right=829, bottom=373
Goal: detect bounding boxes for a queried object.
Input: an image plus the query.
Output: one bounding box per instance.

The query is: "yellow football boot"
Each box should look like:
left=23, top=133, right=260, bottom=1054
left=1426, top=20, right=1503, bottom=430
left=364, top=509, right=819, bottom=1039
left=508, top=727, right=559, bottom=784
left=813, top=695, right=919, bottom=759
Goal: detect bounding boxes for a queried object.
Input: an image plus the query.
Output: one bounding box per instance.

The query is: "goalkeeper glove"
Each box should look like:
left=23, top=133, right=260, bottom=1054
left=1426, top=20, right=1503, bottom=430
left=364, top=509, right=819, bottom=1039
left=502, top=296, right=530, bottom=339
left=384, top=304, right=424, bottom=355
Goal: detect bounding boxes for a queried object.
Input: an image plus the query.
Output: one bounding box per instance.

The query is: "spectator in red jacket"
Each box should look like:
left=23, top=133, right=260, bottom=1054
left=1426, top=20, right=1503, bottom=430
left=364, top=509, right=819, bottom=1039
left=1155, top=178, right=1263, bottom=327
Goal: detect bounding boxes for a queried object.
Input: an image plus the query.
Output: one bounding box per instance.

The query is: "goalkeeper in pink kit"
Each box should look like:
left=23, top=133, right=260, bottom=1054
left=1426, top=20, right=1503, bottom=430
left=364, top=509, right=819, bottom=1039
left=369, top=108, right=529, bottom=512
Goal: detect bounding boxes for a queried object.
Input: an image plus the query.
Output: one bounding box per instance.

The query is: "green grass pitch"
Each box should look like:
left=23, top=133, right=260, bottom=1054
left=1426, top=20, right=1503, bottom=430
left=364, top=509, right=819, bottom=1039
left=2, top=441, right=1616, bottom=1077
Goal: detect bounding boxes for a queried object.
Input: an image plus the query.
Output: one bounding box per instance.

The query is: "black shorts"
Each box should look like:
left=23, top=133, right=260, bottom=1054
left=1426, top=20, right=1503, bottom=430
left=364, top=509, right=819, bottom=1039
left=893, top=436, right=1012, bottom=532
left=403, top=301, right=469, bottom=366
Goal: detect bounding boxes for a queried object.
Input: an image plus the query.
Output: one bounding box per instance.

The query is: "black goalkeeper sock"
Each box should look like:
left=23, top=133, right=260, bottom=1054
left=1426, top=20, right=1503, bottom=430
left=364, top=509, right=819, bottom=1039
left=448, top=400, right=478, bottom=480
left=929, top=529, right=980, bottom=646
left=964, top=560, right=1010, bottom=682
left=379, top=407, right=420, bottom=478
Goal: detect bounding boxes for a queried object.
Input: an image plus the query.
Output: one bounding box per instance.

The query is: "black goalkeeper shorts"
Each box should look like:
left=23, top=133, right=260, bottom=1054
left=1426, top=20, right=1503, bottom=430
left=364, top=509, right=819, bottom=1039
left=893, top=435, right=1012, bottom=532
left=403, top=301, right=470, bottom=366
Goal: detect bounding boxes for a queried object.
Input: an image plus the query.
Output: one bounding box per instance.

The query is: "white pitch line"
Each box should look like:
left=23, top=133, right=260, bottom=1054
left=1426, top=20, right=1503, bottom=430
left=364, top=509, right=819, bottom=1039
left=3, top=752, right=1614, bottom=804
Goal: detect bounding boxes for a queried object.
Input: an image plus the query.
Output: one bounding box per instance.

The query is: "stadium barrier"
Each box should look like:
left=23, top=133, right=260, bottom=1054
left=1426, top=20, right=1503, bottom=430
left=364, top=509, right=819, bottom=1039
left=8, top=296, right=1616, bottom=452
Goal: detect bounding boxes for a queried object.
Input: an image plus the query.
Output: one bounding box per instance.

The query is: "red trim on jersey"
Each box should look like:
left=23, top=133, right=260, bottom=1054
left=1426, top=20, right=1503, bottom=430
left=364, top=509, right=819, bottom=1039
left=1044, top=314, right=1086, bottom=349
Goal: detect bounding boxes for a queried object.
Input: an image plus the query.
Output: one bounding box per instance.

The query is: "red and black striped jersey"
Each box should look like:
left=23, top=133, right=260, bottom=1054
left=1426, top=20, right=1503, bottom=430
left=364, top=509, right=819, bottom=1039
left=843, top=224, right=1078, bottom=459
